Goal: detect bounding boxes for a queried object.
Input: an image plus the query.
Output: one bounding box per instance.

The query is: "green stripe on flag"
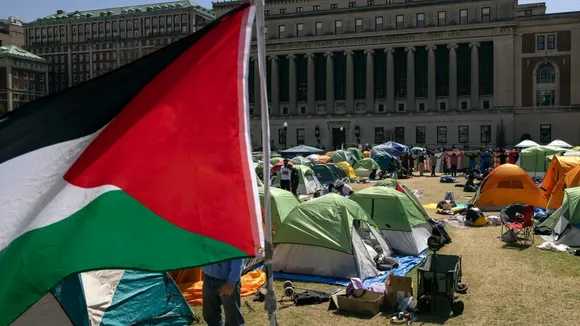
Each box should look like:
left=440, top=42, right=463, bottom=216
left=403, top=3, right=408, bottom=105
left=0, top=190, right=247, bottom=325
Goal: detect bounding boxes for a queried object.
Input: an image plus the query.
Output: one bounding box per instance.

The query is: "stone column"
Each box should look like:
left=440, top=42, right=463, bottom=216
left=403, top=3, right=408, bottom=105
left=470, top=42, right=481, bottom=109
left=448, top=44, right=458, bottom=110
left=365, top=49, right=374, bottom=112
left=269, top=55, right=280, bottom=115
left=345, top=50, right=354, bottom=113
left=6, top=66, right=13, bottom=111
left=385, top=48, right=395, bottom=112
left=325, top=52, right=335, bottom=114
left=426, top=45, right=437, bottom=111
left=306, top=53, right=316, bottom=115
left=288, top=54, right=297, bottom=115
left=405, top=46, right=416, bottom=111
left=252, top=57, right=261, bottom=116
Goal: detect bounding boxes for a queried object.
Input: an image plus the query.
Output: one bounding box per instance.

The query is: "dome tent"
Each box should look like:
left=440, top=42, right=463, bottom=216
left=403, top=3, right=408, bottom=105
left=273, top=165, right=322, bottom=195
left=514, top=139, right=539, bottom=148
left=13, top=270, right=195, bottom=326
left=336, top=161, right=357, bottom=179
left=258, top=187, right=300, bottom=232
left=350, top=187, right=432, bottom=256
left=540, top=156, right=580, bottom=209
left=374, top=179, right=430, bottom=219
left=330, top=150, right=358, bottom=166
left=516, top=146, right=566, bottom=178
left=327, top=163, right=348, bottom=180
left=291, top=156, right=313, bottom=167
left=311, top=164, right=340, bottom=185
left=347, top=147, right=365, bottom=161
left=547, top=139, right=573, bottom=149
left=273, top=194, right=393, bottom=280
left=353, top=158, right=380, bottom=177
left=270, top=156, right=284, bottom=165
left=470, top=164, right=547, bottom=211
left=539, top=187, right=580, bottom=247
left=374, top=152, right=396, bottom=170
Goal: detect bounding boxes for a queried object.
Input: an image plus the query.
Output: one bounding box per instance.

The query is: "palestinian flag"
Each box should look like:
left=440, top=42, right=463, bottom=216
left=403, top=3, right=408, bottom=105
left=0, top=2, right=263, bottom=324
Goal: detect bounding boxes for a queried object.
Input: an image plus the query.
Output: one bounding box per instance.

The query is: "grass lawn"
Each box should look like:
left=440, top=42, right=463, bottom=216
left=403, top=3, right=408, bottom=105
left=192, top=176, right=580, bottom=325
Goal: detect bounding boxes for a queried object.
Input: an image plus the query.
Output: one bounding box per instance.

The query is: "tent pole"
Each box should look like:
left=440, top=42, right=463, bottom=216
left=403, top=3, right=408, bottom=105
left=251, top=0, right=278, bottom=325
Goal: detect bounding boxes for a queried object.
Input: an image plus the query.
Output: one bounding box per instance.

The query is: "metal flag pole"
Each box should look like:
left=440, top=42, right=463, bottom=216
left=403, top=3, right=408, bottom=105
left=251, top=0, right=278, bottom=325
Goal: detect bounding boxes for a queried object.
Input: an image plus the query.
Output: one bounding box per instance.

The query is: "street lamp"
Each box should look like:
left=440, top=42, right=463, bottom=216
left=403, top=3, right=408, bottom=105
left=283, top=121, right=288, bottom=149
left=339, top=126, right=344, bottom=149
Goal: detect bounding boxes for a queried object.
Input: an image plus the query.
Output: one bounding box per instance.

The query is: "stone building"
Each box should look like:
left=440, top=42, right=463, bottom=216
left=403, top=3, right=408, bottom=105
left=0, top=45, right=48, bottom=114
left=213, top=0, right=580, bottom=150
left=24, top=0, right=214, bottom=94
left=0, top=17, right=25, bottom=47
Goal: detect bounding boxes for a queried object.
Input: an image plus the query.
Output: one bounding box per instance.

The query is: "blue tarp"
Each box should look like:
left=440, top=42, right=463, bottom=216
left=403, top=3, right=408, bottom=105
left=274, top=250, right=427, bottom=287
left=371, top=141, right=409, bottom=159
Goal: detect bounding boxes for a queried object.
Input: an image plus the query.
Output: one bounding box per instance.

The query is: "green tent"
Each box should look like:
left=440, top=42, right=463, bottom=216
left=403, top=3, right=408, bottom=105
left=350, top=187, right=432, bottom=255
left=330, top=150, right=358, bottom=166
left=539, top=187, right=580, bottom=247
left=291, top=156, right=312, bottom=167
left=273, top=165, right=322, bottom=195
left=274, top=194, right=374, bottom=253
left=273, top=194, right=392, bottom=279
left=374, top=179, right=429, bottom=219
left=517, top=146, right=566, bottom=178
left=270, top=157, right=284, bottom=165
left=347, top=148, right=365, bottom=161
left=327, top=163, right=348, bottom=179
left=258, top=187, right=300, bottom=231
left=354, top=158, right=380, bottom=171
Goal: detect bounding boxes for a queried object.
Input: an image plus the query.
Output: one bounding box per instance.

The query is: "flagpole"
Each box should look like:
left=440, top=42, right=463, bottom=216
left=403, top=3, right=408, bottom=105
left=251, top=0, right=278, bottom=325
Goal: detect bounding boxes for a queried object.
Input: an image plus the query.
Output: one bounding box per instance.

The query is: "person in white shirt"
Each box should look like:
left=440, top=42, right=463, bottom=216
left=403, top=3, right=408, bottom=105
left=279, top=159, right=291, bottom=191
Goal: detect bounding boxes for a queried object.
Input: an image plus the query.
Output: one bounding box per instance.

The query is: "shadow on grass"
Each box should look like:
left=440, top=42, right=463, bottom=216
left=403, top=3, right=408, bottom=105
left=501, top=242, right=534, bottom=251
left=330, top=309, right=375, bottom=320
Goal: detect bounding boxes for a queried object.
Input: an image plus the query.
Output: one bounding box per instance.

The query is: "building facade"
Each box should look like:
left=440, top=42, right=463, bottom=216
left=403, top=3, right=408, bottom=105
left=0, top=17, right=25, bottom=47
left=0, top=45, right=48, bottom=114
left=24, top=0, right=214, bottom=94
left=214, top=0, right=580, bottom=150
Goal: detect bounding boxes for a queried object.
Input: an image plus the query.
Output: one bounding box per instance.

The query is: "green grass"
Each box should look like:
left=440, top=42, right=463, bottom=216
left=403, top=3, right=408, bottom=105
left=192, top=176, right=580, bottom=325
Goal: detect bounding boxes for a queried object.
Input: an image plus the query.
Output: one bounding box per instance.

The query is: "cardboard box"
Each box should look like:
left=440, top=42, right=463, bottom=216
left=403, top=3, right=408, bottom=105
left=328, top=289, right=384, bottom=316
left=385, top=275, right=413, bottom=311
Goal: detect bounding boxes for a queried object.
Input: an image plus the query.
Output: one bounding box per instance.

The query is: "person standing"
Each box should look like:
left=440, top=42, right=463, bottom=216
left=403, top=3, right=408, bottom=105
left=417, top=152, right=425, bottom=176
left=290, top=166, right=300, bottom=196
left=450, top=153, right=458, bottom=177
left=429, top=152, right=438, bottom=177
left=201, top=259, right=246, bottom=326
left=279, top=159, right=291, bottom=191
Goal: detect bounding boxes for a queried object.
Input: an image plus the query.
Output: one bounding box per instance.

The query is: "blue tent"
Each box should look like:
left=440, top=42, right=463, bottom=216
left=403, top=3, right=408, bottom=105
left=13, top=270, right=196, bottom=326
left=371, top=141, right=409, bottom=159
left=374, top=153, right=397, bottom=170
left=280, top=145, right=325, bottom=158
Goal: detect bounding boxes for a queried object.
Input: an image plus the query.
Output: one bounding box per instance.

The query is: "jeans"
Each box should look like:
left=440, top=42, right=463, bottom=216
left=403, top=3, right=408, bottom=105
left=202, top=275, right=245, bottom=326
left=280, top=179, right=290, bottom=191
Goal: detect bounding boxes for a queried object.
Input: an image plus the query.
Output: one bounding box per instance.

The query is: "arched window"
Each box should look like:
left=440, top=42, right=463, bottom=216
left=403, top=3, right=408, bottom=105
left=536, top=63, right=555, bottom=84
left=534, top=62, right=557, bottom=107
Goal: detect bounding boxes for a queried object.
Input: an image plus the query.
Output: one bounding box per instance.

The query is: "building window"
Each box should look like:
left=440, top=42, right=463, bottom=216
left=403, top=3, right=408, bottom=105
left=547, top=35, right=556, bottom=50
left=439, top=102, right=447, bottom=111
left=525, top=10, right=533, bottom=16
left=40, top=75, right=44, bottom=82
left=437, top=126, right=447, bottom=143
left=461, top=102, right=468, bottom=110
left=458, top=126, right=469, bottom=143
left=536, top=90, right=556, bottom=106
left=24, top=72, right=28, bottom=79
left=278, top=129, right=287, bottom=145
left=315, top=22, right=323, bottom=36
left=396, top=15, right=404, bottom=29
left=540, top=124, right=551, bottom=143
left=460, top=9, right=468, bottom=24
left=40, top=85, right=45, bottom=92
left=416, top=13, right=425, bottom=28
left=367, top=0, right=375, bottom=5
left=418, top=103, right=425, bottom=111
left=296, top=7, right=303, bottom=13
left=296, top=23, right=304, bottom=37
left=438, top=11, right=446, bottom=26
left=278, top=25, right=286, bottom=38
left=313, top=5, right=320, bottom=11
left=335, top=20, right=343, bottom=34
left=349, top=2, right=356, bottom=8
left=481, top=125, right=491, bottom=144
left=296, top=128, right=305, bottom=145
left=395, top=127, right=405, bottom=144
left=264, top=26, right=268, bottom=35
left=331, top=4, right=337, bottom=10
left=482, top=7, right=490, bottom=23
left=375, top=127, right=385, bottom=143
left=483, top=101, right=490, bottom=109
left=355, top=18, right=363, bottom=32
left=416, top=126, right=426, bottom=144
left=280, top=8, right=286, bottom=14
left=398, top=103, right=405, bottom=112
left=537, top=35, right=545, bottom=50
left=30, top=74, right=35, bottom=81
left=377, top=104, right=385, bottom=112
left=536, top=62, right=556, bottom=84
left=264, top=10, right=270, bottom=16
left=375, top=17, right=383, bottom=31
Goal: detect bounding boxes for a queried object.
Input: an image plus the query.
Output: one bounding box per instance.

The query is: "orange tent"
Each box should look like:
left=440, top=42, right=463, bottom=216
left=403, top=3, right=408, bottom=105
left=540, top=156, right=580, bottom=200
left=547, top=165, right=580, bottom=209
left=472, top=164, right=547, bottom=210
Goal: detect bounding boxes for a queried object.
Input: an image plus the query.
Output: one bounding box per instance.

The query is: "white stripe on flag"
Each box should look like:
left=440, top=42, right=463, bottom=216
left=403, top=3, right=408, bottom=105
left=81, top=270, right=126, bottom=326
